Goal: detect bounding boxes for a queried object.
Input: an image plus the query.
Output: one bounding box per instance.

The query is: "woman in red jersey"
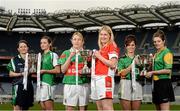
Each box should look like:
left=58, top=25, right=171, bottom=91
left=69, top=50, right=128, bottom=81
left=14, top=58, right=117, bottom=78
left=91, top=25, right=119, bottom=110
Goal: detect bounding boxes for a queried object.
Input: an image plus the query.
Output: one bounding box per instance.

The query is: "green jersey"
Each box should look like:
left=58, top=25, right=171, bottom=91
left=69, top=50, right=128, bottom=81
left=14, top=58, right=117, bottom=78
left=58, top=49, right=89, bottom=84
left=41, top=51, right=59, bottom=85
left=118, top=54, right=140, bottom=80
left=153, top=48, right=173, bottom=81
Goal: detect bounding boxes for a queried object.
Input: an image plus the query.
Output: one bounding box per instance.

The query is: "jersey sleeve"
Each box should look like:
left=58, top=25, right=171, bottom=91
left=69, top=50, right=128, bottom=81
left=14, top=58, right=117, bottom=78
left=108, top=43, right=119, bottom=59
left=52, top=53, right=59, bottom=67
left=7, top=58, right=15, bottom=72
left=163, top=52, right=173, bottom=69
left=58, top=51, right=68, bottom=65
left=118, top=58, right=125, bottom=73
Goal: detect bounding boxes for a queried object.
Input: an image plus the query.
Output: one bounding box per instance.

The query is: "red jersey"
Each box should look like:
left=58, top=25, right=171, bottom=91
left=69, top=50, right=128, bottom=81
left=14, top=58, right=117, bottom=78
left=95, top=42, right=119, bottom=76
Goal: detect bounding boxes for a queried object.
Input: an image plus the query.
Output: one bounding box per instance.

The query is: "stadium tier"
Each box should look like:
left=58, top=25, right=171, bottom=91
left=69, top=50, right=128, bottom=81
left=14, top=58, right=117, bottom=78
left=0, top=27, right=179, bottom=78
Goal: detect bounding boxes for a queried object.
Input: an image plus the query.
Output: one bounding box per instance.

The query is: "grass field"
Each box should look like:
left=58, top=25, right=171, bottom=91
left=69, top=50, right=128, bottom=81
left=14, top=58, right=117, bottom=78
left=0, top=103, right=180, bottom=110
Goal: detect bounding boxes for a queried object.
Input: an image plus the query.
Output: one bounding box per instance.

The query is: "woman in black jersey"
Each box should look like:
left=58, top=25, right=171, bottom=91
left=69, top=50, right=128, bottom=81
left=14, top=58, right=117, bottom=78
left=7, top=40, right=34, bottom=111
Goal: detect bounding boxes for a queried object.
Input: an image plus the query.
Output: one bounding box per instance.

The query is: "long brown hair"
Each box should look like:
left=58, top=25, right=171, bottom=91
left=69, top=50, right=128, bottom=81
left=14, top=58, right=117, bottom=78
left=41, top=35, right=53, bottom=51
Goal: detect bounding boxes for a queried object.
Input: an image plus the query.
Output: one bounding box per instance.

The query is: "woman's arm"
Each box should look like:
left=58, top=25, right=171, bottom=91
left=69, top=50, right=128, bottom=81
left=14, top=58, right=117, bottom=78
left=94, top=51, right=118, bottom=68
left=61, top=52, right=75, bottom=73
left=147, top=69, right=171, bottom=75
left=40, top=65, right=60, bottom=74
left=9, top=71, right=23, bottom=77
left=152, top=69, right=172, bottom=75
left=146, top=69, right=171, bottom=78
left=119, top=64, right=132, bottom=77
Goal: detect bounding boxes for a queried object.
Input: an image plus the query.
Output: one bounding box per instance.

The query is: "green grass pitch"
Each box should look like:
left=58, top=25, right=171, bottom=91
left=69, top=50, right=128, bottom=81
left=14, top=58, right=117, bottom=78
left=0, top=102, right=180, bottom=110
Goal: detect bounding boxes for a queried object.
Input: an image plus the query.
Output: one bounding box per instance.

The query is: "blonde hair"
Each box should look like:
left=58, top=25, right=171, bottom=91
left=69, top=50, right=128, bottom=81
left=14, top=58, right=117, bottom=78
left=98, top=25, right=114, bottom=49
left=72, top=32, right=84, bottom=42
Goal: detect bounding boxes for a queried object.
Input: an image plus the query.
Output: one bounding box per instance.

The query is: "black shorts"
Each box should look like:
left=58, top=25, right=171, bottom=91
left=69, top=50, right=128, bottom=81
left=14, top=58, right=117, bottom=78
left=13, top=82, right=34, bottom=108
left=152, top=79, right=175, bottom=104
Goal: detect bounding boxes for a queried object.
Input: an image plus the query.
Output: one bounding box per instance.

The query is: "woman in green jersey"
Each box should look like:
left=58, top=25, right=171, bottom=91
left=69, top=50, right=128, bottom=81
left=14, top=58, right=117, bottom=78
left=59, top=32, right=90, bottom=111
left=118, top=35, right=143, bottom=110
left=37, top=36, right=60, bottom=110
left=146, top=30, right=175, bottom=110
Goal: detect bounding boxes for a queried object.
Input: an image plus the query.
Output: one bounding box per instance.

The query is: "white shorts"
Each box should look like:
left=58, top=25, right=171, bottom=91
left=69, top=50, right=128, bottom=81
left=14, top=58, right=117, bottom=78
left=91, top=76, right=114, bottom=100
left=36, top=82, right=56, bottom=102
left=118, top=79, right=143, bottom=101
left=63, top=84, right=90, bottom=106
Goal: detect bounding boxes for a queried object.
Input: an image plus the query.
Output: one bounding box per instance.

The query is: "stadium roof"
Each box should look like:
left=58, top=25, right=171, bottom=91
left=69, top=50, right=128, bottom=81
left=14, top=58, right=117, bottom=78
left=0, top=2, right=180, bottom=32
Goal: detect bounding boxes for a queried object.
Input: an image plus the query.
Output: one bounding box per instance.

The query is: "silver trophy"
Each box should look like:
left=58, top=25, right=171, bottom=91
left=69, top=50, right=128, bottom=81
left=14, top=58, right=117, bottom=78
left=28, top=53, right=38, bottom=73
left=79, top=49, right=92, bottom=75
left=137, top=54, right=153, bottom=76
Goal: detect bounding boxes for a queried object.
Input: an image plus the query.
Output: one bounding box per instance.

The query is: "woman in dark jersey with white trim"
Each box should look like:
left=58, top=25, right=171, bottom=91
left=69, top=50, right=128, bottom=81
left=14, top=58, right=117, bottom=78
left=7, top=40, right=34, bottom=110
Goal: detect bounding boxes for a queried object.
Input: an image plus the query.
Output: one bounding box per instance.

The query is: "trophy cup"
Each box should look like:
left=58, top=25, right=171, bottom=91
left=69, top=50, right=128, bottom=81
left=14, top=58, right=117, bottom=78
left=79, top=49, right=92, bottom=75
left=137, top=54, right=153, bottom=76
left=28, top=53, right=38, bottom=73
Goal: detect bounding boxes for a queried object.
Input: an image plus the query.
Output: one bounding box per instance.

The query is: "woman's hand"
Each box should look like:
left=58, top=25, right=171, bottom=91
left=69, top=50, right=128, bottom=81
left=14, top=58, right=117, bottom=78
left=119, top=73, right=126, bottom=79
left=145, top=71, right=153, bottom=78
left=69, top=51, right=76, bottom=58
left=93, top=50, right=101, bottom=59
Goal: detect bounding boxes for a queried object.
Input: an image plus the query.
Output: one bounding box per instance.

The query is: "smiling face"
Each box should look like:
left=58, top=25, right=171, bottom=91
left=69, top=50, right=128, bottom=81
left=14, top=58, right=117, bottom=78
left=126, top=41, right=136, bottom=54
left=152, top=30, right=166, bottom=51
left=153, top=36, right=165, bottom=50
left=17, top=42, right=28, bottom=54
left=98, top=25, right=114, bottom=49
left=71, top=32, right=84, bottom=50
left=99, top=30, right=111, bottom=46
left=40, top=38, right=51, bottom=51
left=124, top=35, right=137, bottom=55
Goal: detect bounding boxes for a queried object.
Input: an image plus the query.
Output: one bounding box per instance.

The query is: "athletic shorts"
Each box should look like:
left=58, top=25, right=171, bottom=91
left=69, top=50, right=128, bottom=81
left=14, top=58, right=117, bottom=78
left=63, top=83, right=90, bottom=106
left=118, top=79, right=143, bottom=101
left=36, top=82, right=56, bottom=102
left=12, top=83, right=34, bottom=107
left=91, top=76, right=114, bottom=100
left=152, top=79, right=175, bottom=104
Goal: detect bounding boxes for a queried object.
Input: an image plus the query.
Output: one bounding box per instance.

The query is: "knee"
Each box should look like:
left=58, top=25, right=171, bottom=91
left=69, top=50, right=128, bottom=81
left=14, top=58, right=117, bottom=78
left=103, top=105, right=113, bottom=110
left=66, top=106, right=74, bottom=111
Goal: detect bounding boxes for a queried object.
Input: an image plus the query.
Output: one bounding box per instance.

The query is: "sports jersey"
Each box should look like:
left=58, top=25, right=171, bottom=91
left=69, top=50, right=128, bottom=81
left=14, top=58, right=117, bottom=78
left=153, top=47, right=173, bottom=81
left=7, top=55, right=32, bottom=85
left=7, top=54, right=34, bottom=107
left=58, top=49, right=89, bottom=84
left=118, top=54, right=140, bottom=80
left=95, top=42, right=119, bottom=76
left=41, top=51, right=59, bottom=85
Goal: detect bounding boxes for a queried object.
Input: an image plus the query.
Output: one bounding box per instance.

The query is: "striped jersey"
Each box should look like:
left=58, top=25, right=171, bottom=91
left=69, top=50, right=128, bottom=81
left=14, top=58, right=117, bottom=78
left=58, top=49, right=89, bottom=84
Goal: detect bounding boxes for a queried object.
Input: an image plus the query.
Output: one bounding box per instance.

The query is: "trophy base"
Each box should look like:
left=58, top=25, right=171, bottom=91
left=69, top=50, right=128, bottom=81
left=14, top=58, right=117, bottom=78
left=80, top=73, right=91, bottom=77
left=29, top=69, right=37, bottom=74
left=80, top=67, right=91, bottom=77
